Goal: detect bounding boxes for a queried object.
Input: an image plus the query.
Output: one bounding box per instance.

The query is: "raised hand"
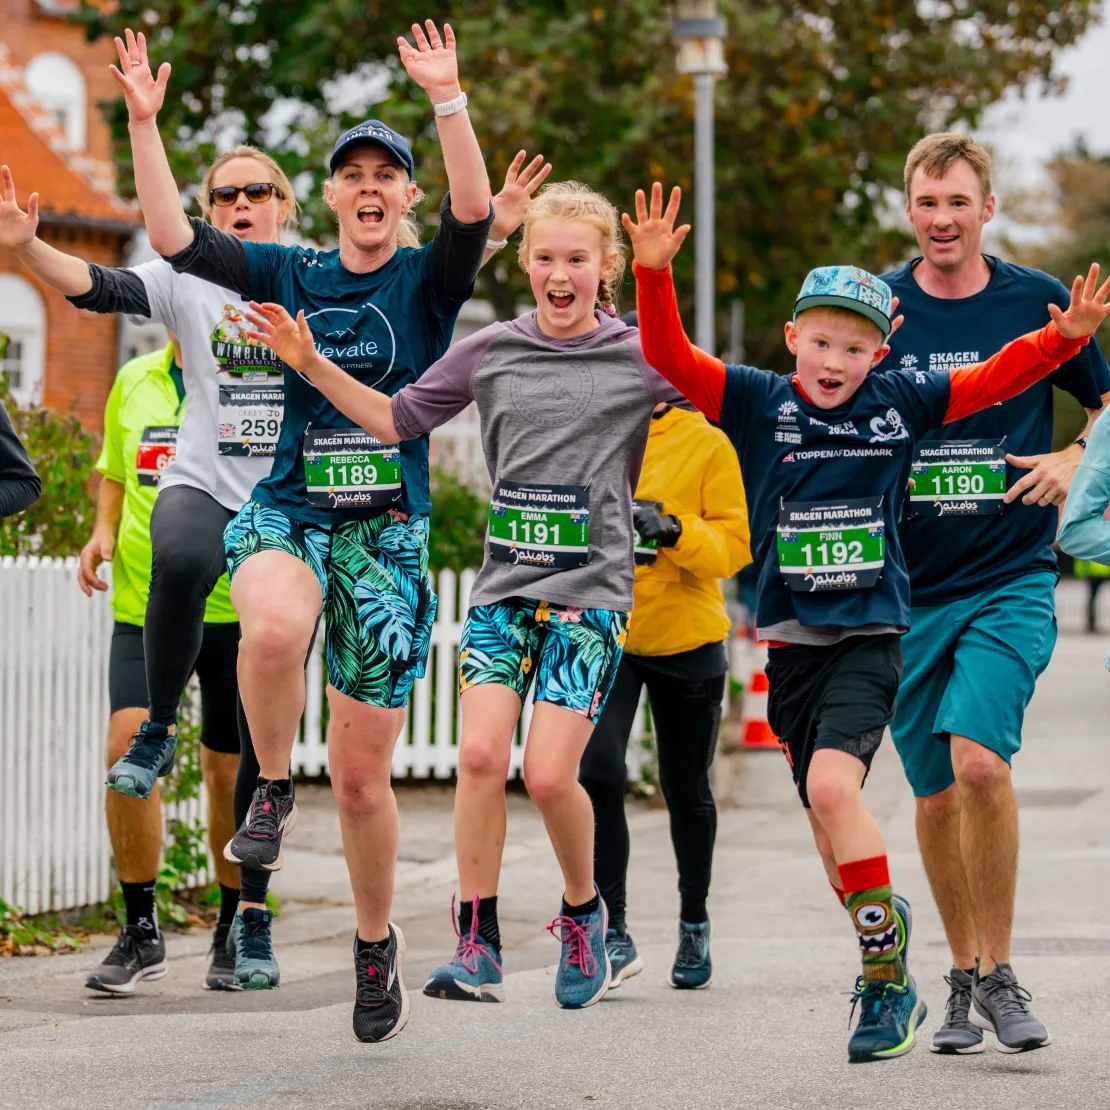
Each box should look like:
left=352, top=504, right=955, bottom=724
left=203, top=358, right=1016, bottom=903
left=621, top=183, right=692, bottom=271
left=244, top=303, right=315, bottom=374
left=397, top=21, right=462, bottom=102
left=1050, top=263, right=1110, bottom=339
left=491, top=151, right=553, bottom=239
left=108, top=28, right=171, bottom=125
left=0, top=165, right=38, bottom=250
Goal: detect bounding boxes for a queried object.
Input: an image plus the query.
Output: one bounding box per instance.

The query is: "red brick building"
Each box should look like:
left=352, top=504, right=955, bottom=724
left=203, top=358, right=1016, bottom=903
left=0, top=0, right=138, bottom=433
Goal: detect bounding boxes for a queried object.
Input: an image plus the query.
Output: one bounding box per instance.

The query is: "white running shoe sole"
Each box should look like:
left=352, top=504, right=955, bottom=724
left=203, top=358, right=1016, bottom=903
left=86, top=958, right=167, bottom=995
left=224, top=803, right=297, bottom=870
left=608, top=954, right=644, bottom=989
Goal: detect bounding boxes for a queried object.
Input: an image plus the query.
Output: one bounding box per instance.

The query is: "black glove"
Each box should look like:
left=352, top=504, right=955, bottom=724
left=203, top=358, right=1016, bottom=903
left=633, top=503, right=682, bottom=548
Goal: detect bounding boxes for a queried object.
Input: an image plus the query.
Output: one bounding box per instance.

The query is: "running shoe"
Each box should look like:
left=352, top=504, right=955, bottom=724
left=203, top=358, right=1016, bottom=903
left=85, top=926, right=167, bottom=994
left=970, top=962, right=1051, bottom=1052
left=847, top=972, right=928, bottom=1063
left=893, top=893, right=911, bottom=970
left=353, top=924, right=409, bottom=1043
left=106, top=722, right=175, bottom=800
left=606, top=928, right=644, bottom=989
left=423, top=899, right=503, bottom=1002
left=230, top=908, right=280, bottom=989
left=931, top=967, right=984, bottom=1054
left=205, top=922, right=239, bottom=991
left=670, top=919, right=712, bottom=989
left=223, top=781, right=297, bottom=871
left=546, top=891, right=610, bottom=1009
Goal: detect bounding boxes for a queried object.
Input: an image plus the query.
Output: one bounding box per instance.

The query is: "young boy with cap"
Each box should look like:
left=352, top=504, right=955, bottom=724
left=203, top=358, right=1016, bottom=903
left=624, top=182, right=1110, bottom=1062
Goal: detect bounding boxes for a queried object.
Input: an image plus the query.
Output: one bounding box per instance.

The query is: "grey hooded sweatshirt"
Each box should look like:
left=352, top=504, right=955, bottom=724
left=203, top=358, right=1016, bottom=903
left=392, top=310, right=687, bottom=611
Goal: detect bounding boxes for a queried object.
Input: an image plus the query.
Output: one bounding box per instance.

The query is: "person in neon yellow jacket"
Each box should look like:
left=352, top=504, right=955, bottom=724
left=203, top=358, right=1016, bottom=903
left=77, top=337, right=248, bottom=994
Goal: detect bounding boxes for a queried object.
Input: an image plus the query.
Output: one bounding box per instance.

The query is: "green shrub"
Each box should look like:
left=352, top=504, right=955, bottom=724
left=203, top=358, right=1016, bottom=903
left=428, top=465, right=486, bottom=576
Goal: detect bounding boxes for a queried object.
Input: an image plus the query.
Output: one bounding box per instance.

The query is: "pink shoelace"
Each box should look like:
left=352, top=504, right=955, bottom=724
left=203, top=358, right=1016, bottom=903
left=546, top=915, right=598, bottom=977
left=450, top=894, right=501, bottom=975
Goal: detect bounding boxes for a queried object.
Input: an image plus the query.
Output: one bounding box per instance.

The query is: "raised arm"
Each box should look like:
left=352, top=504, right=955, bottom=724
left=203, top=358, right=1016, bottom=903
left=398, top=21, right=490, bottom=224
left=109, top=29, right=194, bottom=257
left=244, top=304, right=401, bottom=442
left=945, top=265, right=1110, bottom=423
left=481, top=151, right=552, bottom=268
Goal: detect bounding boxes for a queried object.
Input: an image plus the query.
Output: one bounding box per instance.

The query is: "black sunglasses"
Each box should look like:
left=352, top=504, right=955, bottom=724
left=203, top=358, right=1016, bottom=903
left=208, top=183, right=284, bottom=206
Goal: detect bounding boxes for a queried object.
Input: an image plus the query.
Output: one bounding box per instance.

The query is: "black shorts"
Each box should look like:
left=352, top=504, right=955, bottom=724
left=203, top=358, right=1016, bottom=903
left=765, top=633, right=902, bottom=808
left=108, top=620, right=242, bottom=754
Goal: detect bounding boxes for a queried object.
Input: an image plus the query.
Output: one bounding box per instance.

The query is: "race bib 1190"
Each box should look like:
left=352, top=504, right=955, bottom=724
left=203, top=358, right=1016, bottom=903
left=488, top=480, right=590, bottom=570
left=302, top=427, right=402, bottom=509
left=909, top=438, right=1007, bottom=517
left=777, top=497, right=885, bottom=592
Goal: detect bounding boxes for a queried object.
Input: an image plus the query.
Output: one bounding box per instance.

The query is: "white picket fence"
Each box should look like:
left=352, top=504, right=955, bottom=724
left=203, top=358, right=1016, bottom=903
left=0, top=557, right=647, bottom=914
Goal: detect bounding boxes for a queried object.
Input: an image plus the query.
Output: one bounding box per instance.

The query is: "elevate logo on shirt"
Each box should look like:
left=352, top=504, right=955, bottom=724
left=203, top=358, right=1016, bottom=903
left=302, top=302, right=397, bottom=385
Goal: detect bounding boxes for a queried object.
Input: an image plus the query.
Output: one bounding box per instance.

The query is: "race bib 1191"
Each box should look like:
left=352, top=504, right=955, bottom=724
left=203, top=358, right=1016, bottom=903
left=777, top=497, right=885, bottom=592
left=488, top=480, right=590, bottom=570
left=909, top=438, right=1007, bottom=517
left=302, top=427, right=402, bottom=509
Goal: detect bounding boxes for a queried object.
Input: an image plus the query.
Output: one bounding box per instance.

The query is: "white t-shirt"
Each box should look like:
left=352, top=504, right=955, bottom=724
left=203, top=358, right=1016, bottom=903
left=130, top=260, right=283, bottom=511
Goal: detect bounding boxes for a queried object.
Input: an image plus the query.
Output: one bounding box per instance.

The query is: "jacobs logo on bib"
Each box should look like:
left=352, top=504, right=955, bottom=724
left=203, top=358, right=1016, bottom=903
left=777, top=497, right=885, bottom=592
left=136, top=426, right=178, bottom=487
left=210, top=304, right=282, bottom=380
left=633, top=499, right=663, bottom=566
left=909, top=438, right=1007, bottom=517
left=302, top=428, right=402, bottom=509
left=488, top=480, right=590, bottom=569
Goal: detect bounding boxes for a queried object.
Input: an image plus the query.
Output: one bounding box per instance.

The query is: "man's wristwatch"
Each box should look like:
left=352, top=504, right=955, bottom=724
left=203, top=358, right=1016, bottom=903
left=1075, top=436, right=1089, bottom=450
left=433, top=91, right=468, bottom=117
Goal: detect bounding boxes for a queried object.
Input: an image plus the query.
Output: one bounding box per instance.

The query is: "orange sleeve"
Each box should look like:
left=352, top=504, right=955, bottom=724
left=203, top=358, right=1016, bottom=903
left=633, top=261, right=726, bottom=421
left=945, top=321, right=1088, bottom=423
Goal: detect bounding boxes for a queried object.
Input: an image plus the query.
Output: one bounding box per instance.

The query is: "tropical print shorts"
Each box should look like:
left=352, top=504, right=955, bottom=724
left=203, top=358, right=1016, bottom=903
left=458, top=598, right=629, bottom=723
left=224, top=501, right=436, bottom=708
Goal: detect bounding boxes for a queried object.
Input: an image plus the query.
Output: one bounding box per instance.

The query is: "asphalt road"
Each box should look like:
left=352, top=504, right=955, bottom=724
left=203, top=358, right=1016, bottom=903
left=2, top=632, right=1109, bottom=1108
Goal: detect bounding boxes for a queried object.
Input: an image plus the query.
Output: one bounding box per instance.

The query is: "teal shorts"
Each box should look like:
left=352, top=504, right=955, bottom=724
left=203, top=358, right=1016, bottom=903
left=890, top=571, right=1057, bottom=797
left=459, top=598, right=629, bottom=723
left=224, top=501, right=436, bottom=708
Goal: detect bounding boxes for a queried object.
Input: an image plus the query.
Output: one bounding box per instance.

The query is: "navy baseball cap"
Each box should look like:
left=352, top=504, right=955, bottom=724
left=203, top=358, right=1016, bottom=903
left=328, top=120, right=415, bottom=179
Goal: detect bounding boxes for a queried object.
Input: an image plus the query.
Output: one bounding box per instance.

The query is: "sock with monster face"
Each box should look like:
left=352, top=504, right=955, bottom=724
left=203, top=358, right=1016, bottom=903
left=838, top=855, right=903, bottom=983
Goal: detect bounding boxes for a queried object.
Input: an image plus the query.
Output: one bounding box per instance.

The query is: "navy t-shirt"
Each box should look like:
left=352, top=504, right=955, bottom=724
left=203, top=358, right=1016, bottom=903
left=882, top=257, right=1110, bottom=607
left=719, top=365, right=951, bottom=632
left=166, top=197, right=492, bottom=527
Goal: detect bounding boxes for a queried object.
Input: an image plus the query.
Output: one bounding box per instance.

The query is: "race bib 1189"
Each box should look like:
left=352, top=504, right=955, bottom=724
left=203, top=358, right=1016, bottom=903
left=302, top=427, right=402, bottom=509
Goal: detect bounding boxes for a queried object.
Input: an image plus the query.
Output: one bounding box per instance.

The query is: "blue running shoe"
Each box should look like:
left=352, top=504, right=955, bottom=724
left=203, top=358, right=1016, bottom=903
left=848, top=972, right=928, bottom=1063
left=230, top=908, right=279, bottom=990
left=606, top=928, right=643, bottom=989
left=893, top=893, right=912, bottom=971
left=546, top=888, right=610, bottom=1009
left=423, top=897, right=504, bottom=1002
left=670, top=920, right=712, bottom=989
left=106, top=721, right=175, bottom=799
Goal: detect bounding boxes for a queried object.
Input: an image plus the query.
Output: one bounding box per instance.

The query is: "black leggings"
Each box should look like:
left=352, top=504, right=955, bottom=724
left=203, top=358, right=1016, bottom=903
left=579, top=654, right=723, bottom=931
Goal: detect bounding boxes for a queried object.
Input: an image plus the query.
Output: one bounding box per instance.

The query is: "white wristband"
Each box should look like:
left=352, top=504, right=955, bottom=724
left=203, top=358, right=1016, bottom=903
left=486, top=237, right=509, bottom=252
left=433, top=91, right=468, bottom=117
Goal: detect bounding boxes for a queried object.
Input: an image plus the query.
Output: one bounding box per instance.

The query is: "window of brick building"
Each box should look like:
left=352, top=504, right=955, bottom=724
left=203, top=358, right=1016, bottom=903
left=24, top=52, right=87, bottom=150
left=0, top=275, right=46, bottom=407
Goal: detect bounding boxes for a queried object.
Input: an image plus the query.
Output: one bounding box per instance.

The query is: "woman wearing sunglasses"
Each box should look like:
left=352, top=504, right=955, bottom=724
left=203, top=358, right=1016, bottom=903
left=0, top=143, right=295, bottom=991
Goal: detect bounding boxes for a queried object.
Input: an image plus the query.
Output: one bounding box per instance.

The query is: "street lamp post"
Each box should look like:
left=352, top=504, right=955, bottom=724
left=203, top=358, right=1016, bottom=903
left=672, top=2, right=727, bottom=354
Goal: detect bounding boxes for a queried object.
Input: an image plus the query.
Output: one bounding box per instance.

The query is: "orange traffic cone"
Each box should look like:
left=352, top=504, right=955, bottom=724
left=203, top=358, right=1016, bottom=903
left=741, top=664, right=780, bottom=750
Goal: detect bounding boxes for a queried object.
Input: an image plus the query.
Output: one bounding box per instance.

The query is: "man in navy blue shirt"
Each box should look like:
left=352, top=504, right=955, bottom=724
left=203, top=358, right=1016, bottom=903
left=882, top=133, right=1110, bottom=1056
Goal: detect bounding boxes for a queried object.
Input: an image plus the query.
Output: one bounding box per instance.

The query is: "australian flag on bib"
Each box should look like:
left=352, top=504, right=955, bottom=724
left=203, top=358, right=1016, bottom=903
left=718, top=363, right=951, bottom=633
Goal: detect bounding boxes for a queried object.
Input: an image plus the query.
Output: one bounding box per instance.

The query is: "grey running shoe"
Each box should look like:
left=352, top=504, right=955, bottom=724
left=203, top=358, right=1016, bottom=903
left=931, top=967, right=985, bottom=1054
left=353, top=924, right=409, bottom=1042
left=224, top=781, right=297, bottom=871
left=971, top=962, right=1051, bottom=1053
left=85, top=927, right=167, bottom=994
left=106, top=722, right=175, bottom=799
left=231, top=909, right=280, bottom=989
left=205, top=923, right=240, bottom=991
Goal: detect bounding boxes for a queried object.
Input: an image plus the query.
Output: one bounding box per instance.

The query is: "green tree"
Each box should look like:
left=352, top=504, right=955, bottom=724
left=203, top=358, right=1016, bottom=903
left=78, top=0, right=1100, bottom=367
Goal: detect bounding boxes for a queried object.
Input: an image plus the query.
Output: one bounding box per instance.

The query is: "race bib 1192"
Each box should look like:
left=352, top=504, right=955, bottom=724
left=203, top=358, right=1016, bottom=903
left=777, top=497, right=885, bottom=592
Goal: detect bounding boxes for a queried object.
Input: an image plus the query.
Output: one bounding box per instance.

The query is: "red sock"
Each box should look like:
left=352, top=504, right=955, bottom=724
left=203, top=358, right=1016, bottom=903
left=837, top=855, right=890, bottom=895
left=829, top=880, right=846, bottom=907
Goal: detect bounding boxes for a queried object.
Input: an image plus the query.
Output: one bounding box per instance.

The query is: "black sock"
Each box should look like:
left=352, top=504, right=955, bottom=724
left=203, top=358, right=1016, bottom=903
left=259, top=776, right=292, bottom=796
left=459, top=896, right=501, bottom=952
left=120, top=879, right=158, bottom=938
left=963, top=966, right=977, bottom=977
left=608, top=911, right=627, bottom=936
left=562, top=892, right=600, bottom=918
left=680, top=897, right=708, bottom=925
left=217, top=884, right=239, bottom=930
left=356, top=932, right=391, bottom=953
left=239, top=865, right=271, bottom=906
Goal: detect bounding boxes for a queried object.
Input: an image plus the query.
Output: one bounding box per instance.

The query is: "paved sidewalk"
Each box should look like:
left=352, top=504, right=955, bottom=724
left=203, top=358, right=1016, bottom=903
left=2, top=633, right=1109, bottom=1107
